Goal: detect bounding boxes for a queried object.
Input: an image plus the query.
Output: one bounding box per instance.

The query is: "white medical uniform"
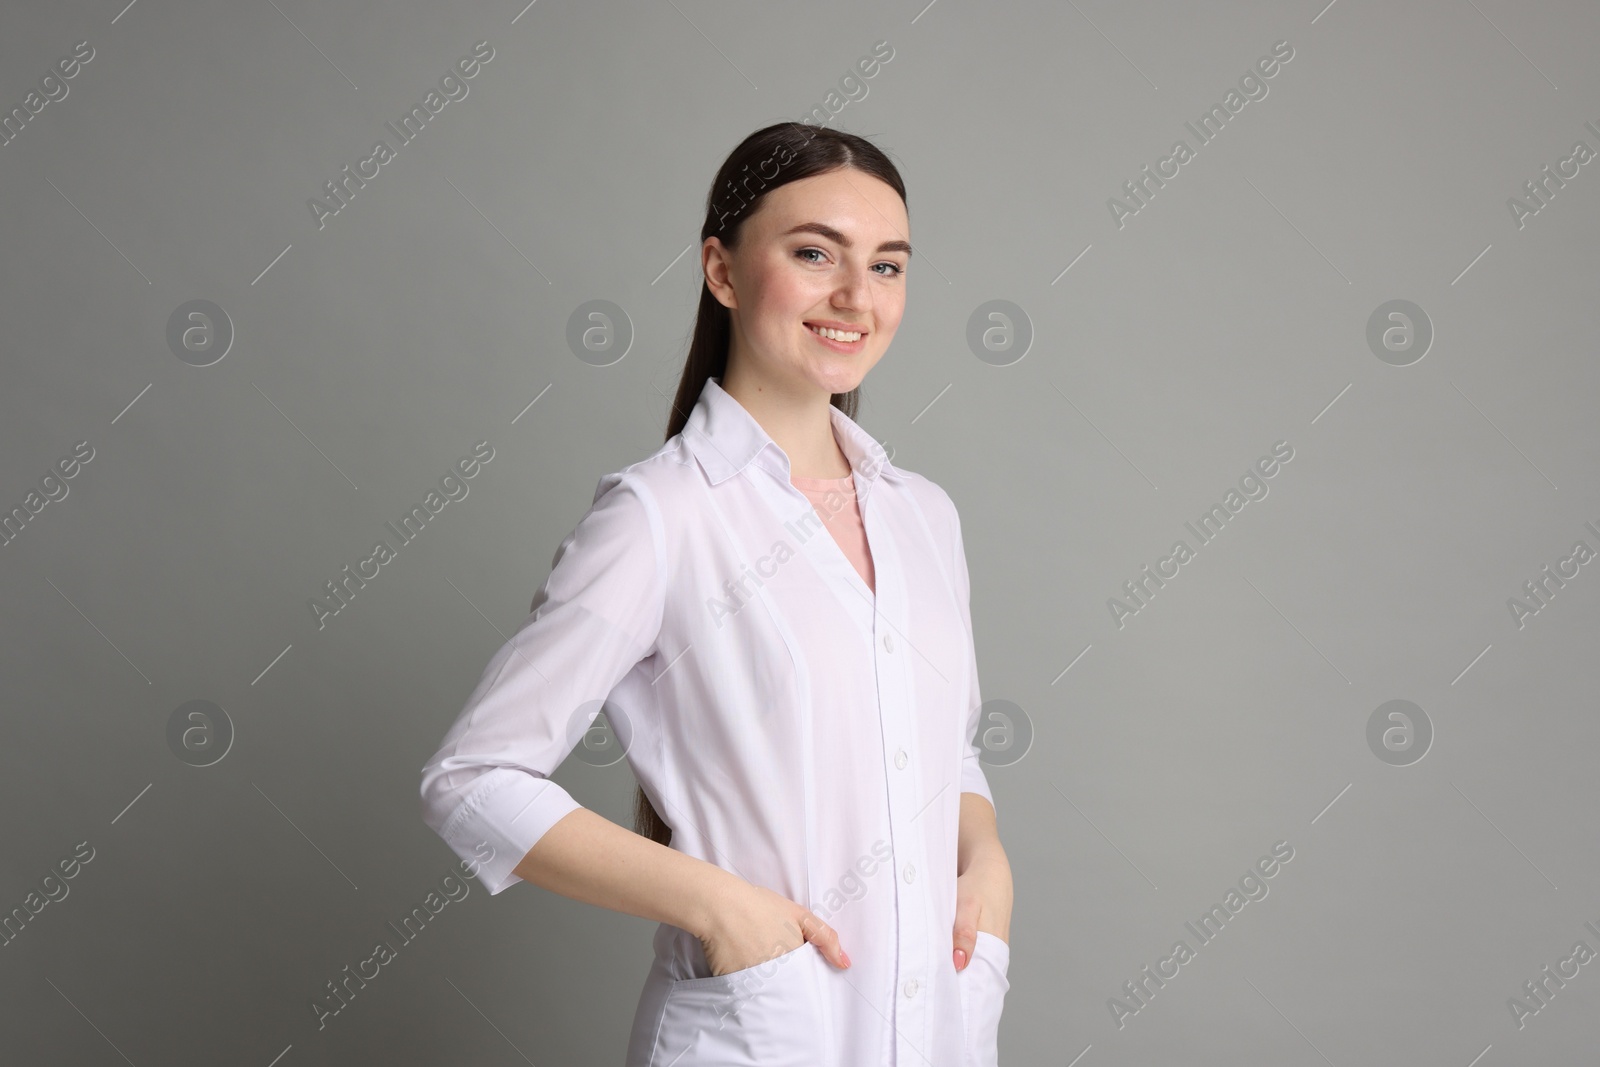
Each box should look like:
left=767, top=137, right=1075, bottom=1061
left=420, top=375, right=1010, bottom=1065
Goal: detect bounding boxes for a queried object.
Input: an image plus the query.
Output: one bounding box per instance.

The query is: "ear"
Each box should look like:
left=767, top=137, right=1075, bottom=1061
left=702, top=236, right=738, bottom=311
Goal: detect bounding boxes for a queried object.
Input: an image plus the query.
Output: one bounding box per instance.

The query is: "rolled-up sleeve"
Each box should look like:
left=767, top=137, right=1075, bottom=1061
left=949, top=495, right=996, bottom=811
left=420, top=470, right=667, bottom=895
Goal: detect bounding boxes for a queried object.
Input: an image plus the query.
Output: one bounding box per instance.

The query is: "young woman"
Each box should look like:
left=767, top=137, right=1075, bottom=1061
left=420, top=123, right=1014, bottom=1066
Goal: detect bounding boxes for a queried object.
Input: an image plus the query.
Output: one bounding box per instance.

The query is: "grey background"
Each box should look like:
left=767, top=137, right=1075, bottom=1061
left=3, top=0, right=1598, bottom=1063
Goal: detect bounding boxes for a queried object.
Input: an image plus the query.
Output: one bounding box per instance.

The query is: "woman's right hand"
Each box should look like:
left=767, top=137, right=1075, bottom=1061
left=697, top=880, right=850, bottom=976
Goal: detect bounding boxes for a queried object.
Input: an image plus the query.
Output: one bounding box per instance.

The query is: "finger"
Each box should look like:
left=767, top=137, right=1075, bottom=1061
left=801, top=913, right=850, bottom=969
left=951, top=902, right=981, bottom=972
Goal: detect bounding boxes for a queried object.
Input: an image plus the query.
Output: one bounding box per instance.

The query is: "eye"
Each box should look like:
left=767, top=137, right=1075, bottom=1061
left=795, top=247, right=906, bottom=277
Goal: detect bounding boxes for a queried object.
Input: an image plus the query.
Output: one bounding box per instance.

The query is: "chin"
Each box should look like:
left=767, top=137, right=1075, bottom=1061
left=813, top=371, right=867, bottom=396
left=815, top=359, right=876, bottom=394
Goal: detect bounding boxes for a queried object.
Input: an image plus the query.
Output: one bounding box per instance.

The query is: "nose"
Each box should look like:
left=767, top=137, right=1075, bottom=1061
left=832, top=262, right=872, bottom=312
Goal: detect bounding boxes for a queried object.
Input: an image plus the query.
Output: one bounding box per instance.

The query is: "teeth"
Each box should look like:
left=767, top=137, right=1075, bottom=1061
left=809, top=324, right=862, bottom=342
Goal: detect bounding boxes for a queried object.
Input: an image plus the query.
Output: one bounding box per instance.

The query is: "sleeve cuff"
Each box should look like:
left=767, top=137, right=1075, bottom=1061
left=435, top=769, right=584, bottom=895
left=960, top=754, right=995, bottom=812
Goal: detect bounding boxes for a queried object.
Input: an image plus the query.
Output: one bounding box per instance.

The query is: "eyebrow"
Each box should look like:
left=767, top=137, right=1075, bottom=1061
left=781, top=222, right=912, bottom=257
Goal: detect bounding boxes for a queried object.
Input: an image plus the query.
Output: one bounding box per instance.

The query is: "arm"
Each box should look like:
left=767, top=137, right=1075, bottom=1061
left=420, top=472, right=669, bottom=896
left=511, top=806, right=739, bottom=939
left=513, top=806, right=850, bottom=973
left=421, top=473, right=848, bottom=973
left=947, top=489, right=1013, bottom=967
left=956, top=791, right=1013, bottom=947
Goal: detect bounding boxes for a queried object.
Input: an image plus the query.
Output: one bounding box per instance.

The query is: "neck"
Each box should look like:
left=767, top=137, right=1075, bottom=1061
left=719, top=365, right=852, bottom=479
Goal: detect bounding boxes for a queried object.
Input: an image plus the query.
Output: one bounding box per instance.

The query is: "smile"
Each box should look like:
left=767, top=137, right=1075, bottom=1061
left=806, top=323, right=865, bottom=346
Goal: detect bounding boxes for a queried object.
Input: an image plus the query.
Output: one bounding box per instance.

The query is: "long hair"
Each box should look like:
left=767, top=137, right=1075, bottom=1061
left=634, top=122, right=908, bottom=846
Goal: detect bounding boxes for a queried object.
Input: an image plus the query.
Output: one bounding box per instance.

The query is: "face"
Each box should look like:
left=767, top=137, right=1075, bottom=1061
left=703, top=167, right=910, bottom=399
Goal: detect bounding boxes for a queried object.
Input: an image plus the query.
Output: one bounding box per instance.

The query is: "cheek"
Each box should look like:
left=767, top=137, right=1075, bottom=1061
left=749, top=263, right=823, bottom=321
left=874, top=290, right=907, bottom=336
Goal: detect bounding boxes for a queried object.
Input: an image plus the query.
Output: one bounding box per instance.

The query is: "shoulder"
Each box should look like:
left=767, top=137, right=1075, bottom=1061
left=580, top=435, right=707, bottom=553
left=887, top=463, right=962, bottom=544
left=589, top=435, right=698, bottom=508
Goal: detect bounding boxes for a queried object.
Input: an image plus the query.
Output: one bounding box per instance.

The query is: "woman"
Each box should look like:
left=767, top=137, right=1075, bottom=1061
left=420, top=123, right=1014, bottom=1066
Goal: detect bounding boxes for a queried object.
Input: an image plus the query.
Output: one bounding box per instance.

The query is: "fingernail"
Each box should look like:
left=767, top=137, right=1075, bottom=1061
left=841, top=951, right=851, bottom=968
left=954, top=948, right=967, bottom=970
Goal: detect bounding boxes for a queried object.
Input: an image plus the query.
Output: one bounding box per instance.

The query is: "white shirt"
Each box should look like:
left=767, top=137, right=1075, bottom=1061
left=420, top=376, right=1010, bottom=1066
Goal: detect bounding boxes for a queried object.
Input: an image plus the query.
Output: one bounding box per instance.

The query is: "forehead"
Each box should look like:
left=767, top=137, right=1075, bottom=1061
left=753, top=169, right=908, bottom=238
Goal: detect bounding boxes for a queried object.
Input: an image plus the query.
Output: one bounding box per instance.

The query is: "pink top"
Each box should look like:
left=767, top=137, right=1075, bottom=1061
left=790, top=471, right=876, bottom=593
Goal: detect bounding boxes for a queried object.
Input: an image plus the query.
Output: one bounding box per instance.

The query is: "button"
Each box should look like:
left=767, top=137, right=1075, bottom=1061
left=883, top=633, right=895, bottom=653
left=903, top=863, right=916, bottom=883
left=904, top=978, right=919, bottom=998
left=894, top=748, right=908, bottom=770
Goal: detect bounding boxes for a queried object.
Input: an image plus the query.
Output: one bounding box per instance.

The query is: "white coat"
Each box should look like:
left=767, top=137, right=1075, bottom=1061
left=420, top=375, right=1010, bottom=1064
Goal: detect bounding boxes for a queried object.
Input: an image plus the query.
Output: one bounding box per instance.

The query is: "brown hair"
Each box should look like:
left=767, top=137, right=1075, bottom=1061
left=634, top=122, right=908, bottom=846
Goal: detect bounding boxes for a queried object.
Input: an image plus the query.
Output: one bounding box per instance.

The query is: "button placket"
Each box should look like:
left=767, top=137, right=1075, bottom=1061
left=863, top=502, right=934, bottom=1063
left=877, top=608, right=932, bottom=1063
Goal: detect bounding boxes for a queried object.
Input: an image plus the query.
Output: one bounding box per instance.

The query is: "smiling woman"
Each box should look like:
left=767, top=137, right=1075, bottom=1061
left=421, top=123, right=1013, bottom=1067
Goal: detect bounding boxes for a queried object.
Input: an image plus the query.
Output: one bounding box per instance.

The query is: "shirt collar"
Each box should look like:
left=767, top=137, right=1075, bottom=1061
left=684, top=376, right=902, bottom=501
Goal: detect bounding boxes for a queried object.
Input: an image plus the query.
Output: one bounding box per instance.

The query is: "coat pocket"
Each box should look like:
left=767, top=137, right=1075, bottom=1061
left=649, top=942, right=825, bottom=1067
left=957, top=931, right=1011, bottom=1067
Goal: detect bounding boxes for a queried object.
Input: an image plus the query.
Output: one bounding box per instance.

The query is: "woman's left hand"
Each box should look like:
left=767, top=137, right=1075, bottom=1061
left=952, top=846, right=1013, bottom=972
